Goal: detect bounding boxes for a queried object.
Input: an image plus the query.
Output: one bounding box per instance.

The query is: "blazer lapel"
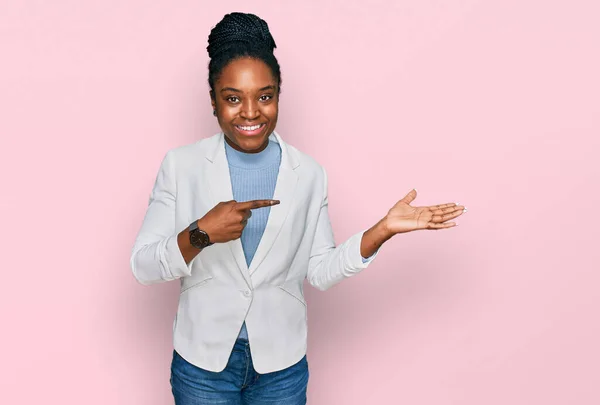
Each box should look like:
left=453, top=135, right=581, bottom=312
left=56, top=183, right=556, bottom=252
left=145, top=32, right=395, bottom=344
left=248, top=132, right=299, bottom=275
left=204, top=133, right=253, bottom=288
left=203, top=131, right=300, bottom=283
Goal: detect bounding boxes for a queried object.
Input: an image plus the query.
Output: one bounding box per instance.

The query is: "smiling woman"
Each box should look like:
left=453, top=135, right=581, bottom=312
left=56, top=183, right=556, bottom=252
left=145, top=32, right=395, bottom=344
left=211, top=58, right=279, bottom=153
left=207, top=13, right=282, bottom=154
left=129, top=11, right=466, bottom=405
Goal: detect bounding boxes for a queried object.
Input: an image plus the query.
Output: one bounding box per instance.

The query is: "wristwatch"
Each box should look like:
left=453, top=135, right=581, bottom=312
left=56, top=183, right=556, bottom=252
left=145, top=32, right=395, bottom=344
left=188, top=220, right=213, bottom=249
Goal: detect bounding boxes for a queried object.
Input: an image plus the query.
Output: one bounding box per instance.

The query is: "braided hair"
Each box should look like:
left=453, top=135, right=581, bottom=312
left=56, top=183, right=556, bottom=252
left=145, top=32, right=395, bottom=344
left=207, top=12, right=282, bottom=94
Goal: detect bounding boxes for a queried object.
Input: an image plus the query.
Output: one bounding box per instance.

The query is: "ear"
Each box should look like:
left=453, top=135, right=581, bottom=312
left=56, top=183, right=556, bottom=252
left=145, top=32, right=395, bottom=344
left=209, top=90, right=216, bottom=110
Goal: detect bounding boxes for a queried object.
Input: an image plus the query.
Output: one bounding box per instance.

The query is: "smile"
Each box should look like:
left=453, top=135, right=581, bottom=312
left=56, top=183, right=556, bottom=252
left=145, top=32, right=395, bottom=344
left=235, top=123, right=266, bottom=136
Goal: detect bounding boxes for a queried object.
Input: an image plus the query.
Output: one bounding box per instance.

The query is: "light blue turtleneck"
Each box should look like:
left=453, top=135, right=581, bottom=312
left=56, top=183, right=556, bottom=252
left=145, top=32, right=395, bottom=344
left=224, top=138, right=372, bottom=340
left=224, top=139, right=281, bottom=340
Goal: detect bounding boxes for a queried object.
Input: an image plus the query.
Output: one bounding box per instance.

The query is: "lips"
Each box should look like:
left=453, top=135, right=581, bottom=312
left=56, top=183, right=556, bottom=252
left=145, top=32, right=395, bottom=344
left=235, top=123, right=266, bottom=136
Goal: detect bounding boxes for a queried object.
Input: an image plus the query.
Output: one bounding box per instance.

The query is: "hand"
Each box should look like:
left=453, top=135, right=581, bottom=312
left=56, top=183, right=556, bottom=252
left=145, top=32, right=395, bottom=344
left=197, top=199, right=280, bottom=243
left=383, top=189, right=466, bottom=236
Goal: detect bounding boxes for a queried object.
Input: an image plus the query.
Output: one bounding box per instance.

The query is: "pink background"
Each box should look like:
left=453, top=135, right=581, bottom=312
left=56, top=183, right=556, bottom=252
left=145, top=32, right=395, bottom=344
left=1, top=1, right=599, bottom=403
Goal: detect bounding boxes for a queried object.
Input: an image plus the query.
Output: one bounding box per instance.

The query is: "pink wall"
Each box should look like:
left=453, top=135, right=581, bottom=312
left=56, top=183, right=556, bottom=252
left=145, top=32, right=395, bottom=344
left=1, top=1, right=599, bottom=403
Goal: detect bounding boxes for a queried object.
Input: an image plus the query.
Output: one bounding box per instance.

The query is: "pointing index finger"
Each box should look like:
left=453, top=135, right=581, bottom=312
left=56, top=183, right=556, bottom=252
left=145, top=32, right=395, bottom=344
left=236, top=199, right=280, bottom=210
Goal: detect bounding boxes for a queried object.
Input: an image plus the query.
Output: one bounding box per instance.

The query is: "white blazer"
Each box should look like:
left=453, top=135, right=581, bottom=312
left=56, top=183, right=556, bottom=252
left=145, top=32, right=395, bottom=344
left=130, top=131, right=378, bottom=373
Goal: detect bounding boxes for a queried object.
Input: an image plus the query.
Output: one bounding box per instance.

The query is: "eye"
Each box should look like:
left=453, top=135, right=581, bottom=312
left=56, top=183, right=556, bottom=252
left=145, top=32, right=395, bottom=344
left=227, top=96, right=240, bottom=103
left=259, top=94, right=272, bottom=102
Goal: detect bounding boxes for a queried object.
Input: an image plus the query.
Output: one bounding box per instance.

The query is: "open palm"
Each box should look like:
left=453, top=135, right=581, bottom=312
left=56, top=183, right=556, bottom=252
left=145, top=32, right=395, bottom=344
left=385, top=189, right=466, bottom=235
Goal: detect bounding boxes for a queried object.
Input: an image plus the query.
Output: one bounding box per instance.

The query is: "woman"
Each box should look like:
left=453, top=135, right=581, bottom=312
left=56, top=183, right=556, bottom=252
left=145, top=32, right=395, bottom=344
left=130, top=12, right=466, bottom=405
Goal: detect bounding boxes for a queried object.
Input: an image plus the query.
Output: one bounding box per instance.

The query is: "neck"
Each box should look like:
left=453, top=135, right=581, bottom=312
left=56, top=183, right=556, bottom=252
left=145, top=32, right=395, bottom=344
left=224, top=136, right=269, bottom=154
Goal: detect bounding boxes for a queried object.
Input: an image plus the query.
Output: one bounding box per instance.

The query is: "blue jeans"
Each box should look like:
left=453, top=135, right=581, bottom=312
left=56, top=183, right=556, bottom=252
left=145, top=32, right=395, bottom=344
left=170, top=338, right=309, bottom=404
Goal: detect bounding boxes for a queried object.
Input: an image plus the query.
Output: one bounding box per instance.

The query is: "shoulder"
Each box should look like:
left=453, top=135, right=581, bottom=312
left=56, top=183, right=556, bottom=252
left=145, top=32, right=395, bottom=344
left=166, top=133, right=219, bottom=161
left=281, top=139, right=325, bottom=174
left=281, top=139, right=328, bottom=195
left=285, top=141, right=326, bottom=177
left=159, top=133, right=220, bottom=172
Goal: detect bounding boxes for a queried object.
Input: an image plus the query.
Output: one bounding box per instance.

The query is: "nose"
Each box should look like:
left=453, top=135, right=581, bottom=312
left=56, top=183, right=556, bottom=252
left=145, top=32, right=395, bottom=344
left=240, top=99, right=259, bottom=120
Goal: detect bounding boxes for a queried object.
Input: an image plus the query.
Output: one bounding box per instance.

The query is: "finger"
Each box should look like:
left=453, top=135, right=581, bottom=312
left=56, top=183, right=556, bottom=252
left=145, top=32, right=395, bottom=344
left=236, top=199, right=280, bottom=210
left=430, top=205, right=465, bottom=216
left=399, top=189, right=417, bottom=205
left=427, top=221, right=457, bottom=230
left=430, top=209, right=464, bottom=223
left=429, top=202, right=460, bottom=210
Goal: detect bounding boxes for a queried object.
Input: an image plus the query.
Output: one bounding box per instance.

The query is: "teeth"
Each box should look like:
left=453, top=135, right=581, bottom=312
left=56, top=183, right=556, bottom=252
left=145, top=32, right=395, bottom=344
left=237, top=124, right=262, bottom=131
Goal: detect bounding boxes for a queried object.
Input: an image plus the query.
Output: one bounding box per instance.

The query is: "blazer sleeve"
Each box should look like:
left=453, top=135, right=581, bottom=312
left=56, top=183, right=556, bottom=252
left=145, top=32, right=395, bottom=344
left=306, top=166, right=379, bottom=291
left=130, top=150, right=192, bottom=285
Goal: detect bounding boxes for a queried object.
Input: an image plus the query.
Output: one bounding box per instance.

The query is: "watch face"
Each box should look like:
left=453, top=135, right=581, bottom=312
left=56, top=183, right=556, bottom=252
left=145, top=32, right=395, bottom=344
left=190, top=228, right=210, bottom=249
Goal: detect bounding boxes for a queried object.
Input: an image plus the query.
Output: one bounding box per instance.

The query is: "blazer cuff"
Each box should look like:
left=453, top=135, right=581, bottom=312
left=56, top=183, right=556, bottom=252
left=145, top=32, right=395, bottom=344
left=361, top=252, right=378, bottom=263
left=164, top=235, right=192, bottom=279
left=346, top=229, right=380, bottom=272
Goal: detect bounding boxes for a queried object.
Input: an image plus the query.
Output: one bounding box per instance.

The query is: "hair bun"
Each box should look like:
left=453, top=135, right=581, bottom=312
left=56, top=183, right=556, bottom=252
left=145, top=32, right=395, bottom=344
left=207, top=12, right=277, bottom=59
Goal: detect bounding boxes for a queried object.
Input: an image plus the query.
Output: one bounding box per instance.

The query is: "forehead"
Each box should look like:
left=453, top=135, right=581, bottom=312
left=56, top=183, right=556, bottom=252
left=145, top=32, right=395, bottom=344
left=217, top=57, right=276, bottom=90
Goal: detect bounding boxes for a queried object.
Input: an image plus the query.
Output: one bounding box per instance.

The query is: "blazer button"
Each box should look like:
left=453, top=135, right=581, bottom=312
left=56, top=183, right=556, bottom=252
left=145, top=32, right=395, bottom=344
left=243, top=290, right=252, bottom=297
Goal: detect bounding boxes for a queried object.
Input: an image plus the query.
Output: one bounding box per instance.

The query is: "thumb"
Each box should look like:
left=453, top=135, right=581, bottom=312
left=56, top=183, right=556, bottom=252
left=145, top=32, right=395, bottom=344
left=400, top=188, right=417, bottom=204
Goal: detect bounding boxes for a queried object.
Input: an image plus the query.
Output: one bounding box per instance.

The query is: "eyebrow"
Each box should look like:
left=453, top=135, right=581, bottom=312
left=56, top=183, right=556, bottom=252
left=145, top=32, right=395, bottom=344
left=220, top=85, right=276, bottom=93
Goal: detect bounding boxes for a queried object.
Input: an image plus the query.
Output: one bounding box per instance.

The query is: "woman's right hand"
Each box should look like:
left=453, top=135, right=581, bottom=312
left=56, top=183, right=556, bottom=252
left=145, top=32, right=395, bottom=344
left=196, top=199, right=280, bottom=244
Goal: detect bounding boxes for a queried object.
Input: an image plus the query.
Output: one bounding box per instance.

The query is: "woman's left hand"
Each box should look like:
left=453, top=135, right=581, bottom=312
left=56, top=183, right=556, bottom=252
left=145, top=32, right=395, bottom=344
left=383, top=189, right=466, bottom=236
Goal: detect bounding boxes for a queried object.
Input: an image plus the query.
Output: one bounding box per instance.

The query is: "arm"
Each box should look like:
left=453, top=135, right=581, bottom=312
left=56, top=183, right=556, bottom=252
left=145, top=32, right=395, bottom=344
left=130, top=152, right=279, bottom=285
left=130, top=151, right=195, bottom=285
left=306, top=167, right=387, bottom=291
left=360, top=218, right=391, bottom=262
left=306, top=170, right=466, bottom=291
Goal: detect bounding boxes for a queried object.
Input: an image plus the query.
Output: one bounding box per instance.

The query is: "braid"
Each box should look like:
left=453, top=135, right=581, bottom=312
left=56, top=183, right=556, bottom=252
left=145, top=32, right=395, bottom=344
left=207, top=12, right=281, bottom=93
